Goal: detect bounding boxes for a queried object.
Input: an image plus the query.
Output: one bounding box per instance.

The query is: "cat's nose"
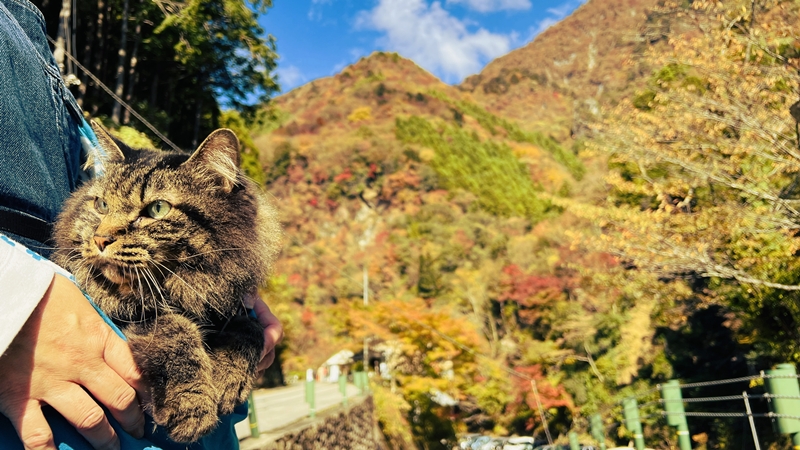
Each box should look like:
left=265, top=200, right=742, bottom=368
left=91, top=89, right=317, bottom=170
left=94, top=235, right=114, bottom=251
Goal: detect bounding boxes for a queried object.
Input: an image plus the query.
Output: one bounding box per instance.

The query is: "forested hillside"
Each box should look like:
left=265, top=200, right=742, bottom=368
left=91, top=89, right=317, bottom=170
left=255, top=0, right=800, bottom=448
left=37, top=0, right=800, bottom=447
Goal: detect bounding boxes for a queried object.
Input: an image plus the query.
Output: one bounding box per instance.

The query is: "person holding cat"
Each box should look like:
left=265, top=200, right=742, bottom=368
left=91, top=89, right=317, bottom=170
left=0, top=0, right=283, bottom=449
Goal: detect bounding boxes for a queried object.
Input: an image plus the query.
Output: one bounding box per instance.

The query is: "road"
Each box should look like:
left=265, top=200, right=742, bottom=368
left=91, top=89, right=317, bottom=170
left=235, top=381, right=363, bottom=439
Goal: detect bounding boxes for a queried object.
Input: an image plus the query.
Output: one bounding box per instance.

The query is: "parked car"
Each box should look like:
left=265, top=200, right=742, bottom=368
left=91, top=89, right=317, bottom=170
left=504, top=436, right=540, bottom=450
left=458, top=434, right=481, bottom=450
left=478, top=437, right=506, bottom=450
left=470, top=436, right=493, bottom=450
left=533, top=445, right=596, bottom=450
left=504, top=437, right=532, bottom=450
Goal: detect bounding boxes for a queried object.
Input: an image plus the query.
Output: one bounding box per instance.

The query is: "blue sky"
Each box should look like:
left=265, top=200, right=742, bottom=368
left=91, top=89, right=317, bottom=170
left=259, top=0, right=585, bottom=92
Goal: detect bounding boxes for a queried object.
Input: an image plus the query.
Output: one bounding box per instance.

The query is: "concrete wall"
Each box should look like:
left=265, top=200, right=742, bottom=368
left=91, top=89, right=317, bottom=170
left=240, top=396, right=387, bottom=450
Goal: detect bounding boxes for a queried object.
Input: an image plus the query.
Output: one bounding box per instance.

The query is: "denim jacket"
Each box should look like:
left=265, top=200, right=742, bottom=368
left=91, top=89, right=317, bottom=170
left=0, top=0, right=82, bottom=255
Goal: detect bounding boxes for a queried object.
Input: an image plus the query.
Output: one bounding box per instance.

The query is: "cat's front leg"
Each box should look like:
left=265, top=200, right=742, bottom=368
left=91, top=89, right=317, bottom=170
left=126, top=314, right=219, bottom=443
left=206, top=314, right=264, bottom=415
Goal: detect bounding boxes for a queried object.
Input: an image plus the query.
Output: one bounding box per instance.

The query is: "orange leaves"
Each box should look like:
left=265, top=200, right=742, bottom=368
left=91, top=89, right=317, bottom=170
left=498, top=265, right=568, bottom=319
left=511, top=365, right=573, bottom=413
left=333, top=168, right=353, bottom=183
left=380, top=169, right=422, bottom=200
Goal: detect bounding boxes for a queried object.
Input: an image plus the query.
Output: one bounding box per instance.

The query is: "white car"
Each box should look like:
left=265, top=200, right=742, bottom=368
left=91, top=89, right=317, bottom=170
left=504, top=436, right=536, bottom=450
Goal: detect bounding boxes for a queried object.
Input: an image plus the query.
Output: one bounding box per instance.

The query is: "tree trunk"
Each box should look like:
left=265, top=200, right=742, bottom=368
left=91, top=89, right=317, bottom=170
left=90, top=0, right=106, bottom=116
left=53, top=0, right=71, bottom=75
left=192, top=96, right=204, bottom=148
left=122, top=18, right=141, bottom=125
left=111, top=0, right=130, bottom=124
left=76, top=0, right=96, bottom=107
left=149, top=73, right=159, bottom=107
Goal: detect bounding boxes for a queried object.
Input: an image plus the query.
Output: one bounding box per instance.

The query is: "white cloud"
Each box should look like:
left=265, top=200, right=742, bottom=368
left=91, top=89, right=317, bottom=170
left=547, top=2, right=578, bottom=17
left=308, top=0, right=333, bottom=21
left=527, top=0, right=584, bottom=41
left=277, top=65, right=307, bottom=91
left=529, top=17, right=559, bottom=38
left=357, top=0, right=512, bottom=83
left=445, top=0, right=530, bottom=12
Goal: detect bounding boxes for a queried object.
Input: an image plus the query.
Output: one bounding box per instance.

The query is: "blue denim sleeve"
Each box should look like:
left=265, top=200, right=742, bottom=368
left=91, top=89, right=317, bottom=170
left=0, top=0, right=247, bottom=448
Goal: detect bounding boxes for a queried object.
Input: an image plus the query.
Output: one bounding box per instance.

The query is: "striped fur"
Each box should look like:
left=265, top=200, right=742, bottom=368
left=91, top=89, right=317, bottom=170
left=52, top=123, right=282, bottom=443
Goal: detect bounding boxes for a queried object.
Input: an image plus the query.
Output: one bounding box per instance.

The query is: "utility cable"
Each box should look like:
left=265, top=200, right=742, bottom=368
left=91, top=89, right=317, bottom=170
left=45, top=35, right=182, bottom=152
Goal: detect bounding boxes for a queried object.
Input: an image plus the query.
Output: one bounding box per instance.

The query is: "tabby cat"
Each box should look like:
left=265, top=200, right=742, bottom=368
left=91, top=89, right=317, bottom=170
left=52, top=122, right=282, bottom=443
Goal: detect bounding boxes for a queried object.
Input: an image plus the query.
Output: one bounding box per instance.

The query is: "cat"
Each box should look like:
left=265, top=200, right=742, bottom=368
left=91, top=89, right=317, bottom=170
left=51, top=122, right=282, bottom=443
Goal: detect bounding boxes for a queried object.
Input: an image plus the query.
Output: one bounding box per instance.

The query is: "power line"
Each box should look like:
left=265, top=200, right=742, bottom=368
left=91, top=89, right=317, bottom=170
left=45, top=35, right=182, bottom=152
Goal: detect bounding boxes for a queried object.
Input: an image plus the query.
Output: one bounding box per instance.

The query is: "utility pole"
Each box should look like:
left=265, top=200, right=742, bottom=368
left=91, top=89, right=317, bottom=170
left=364, top=337, right=369, bottom=372
left=363, top=264, right=368, bottom=306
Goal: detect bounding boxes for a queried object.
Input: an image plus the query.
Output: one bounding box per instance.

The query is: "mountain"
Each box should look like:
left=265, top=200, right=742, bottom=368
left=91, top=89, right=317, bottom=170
left=460, top=0, right=664, bottom=140
left=251, top=0, right=698, bottom=445
left=256, top=51, right=582, bottom=197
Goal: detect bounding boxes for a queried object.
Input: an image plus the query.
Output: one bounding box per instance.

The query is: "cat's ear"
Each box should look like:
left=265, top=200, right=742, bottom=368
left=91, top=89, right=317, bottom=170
left=89, top=120, right=126, bottom=162
left=186, top=128, right=240, bottom=192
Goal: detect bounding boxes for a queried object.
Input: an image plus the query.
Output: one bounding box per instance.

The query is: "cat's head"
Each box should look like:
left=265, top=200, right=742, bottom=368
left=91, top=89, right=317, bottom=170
left=53, top=122, right=281, bottom=320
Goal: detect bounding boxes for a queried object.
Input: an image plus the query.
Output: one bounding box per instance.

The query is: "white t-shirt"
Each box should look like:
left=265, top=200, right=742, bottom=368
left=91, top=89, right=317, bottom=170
left=0, top=235, right=56, bottom=355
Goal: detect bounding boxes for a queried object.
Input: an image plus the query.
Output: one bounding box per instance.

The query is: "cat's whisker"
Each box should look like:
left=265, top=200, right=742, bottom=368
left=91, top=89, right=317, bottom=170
left=168, top=248, right=245, bottom=261
left=140, top=267, right=167, bottom=339
left=133, top=266, right=146, bottom=317
left=61, top=249, right=85, bottom=267
left=138, top=266, right=159, bottom=324
left=142, top=266, right=167, bottom=308
left=149, top=258, right=212, bottom=307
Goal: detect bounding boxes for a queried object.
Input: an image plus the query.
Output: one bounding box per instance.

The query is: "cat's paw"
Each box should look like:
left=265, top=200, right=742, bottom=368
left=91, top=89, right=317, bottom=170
left=153, top=391, right=219, bottom=443
left=217, top=375, right=253, bottom=415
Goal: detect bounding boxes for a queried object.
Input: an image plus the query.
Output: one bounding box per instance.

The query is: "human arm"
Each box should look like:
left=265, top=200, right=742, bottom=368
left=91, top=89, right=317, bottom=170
left=0, top=239, right=146, bottom=450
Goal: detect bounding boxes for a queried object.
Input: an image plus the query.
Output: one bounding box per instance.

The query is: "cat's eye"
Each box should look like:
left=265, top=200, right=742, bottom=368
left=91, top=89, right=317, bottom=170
left=146, top=200, right=172, bottom=219
left=94, top=198, right=109, bottom=214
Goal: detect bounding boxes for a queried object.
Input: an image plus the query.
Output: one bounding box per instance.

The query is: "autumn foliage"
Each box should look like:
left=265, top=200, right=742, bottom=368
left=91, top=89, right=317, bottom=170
left=251, top=0, right=800, bottom=447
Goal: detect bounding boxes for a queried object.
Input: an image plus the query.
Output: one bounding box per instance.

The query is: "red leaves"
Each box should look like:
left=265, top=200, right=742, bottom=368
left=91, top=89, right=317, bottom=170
left=498, top=265, right=569, bottom=325
left=334, top=168, right=353, bottom=183
left=368, top=163, right=379, bottom=180
left=511, top=365, right=573, bottom=413
left=499, top=265, right=566, bottom=307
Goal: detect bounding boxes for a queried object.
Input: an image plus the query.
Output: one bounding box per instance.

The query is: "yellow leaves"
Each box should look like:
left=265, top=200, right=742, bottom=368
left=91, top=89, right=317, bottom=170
left=347, top=106, right=372, bottom=123
left=418, top=148, right=435, bottom=162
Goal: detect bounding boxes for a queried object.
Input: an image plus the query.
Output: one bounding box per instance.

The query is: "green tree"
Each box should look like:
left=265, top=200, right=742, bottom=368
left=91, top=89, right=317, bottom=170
left=155, top=0, right=278, bottom=144
left=37, top=0, right=278, bottom=148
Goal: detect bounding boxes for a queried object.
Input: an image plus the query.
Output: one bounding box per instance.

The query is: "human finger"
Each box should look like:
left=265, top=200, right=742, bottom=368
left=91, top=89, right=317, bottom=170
left=256, top=348, right=276, bottom=372
left=47, top=385, right=119, bottom=450
left=80, top=366, right=144, bottom=439
left=100, top=326, right=149, bottom=406
left=253, top=298, right=283, bottom=360
left=243, top=289, right=259, bottom=309
left=9, top=401, right=56, bottom=450
left=253, top=297, right=283, bottom=344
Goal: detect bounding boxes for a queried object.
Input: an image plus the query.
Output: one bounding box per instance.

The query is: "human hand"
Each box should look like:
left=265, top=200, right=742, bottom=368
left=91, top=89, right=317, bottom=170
left=0, top=274, right=145, bottom=450
left=244, top=290, right=283, bottom=374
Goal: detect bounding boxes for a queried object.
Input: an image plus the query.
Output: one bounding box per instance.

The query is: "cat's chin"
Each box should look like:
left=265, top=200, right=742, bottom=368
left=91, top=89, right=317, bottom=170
left=98, top=263, right=130, bottom=286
